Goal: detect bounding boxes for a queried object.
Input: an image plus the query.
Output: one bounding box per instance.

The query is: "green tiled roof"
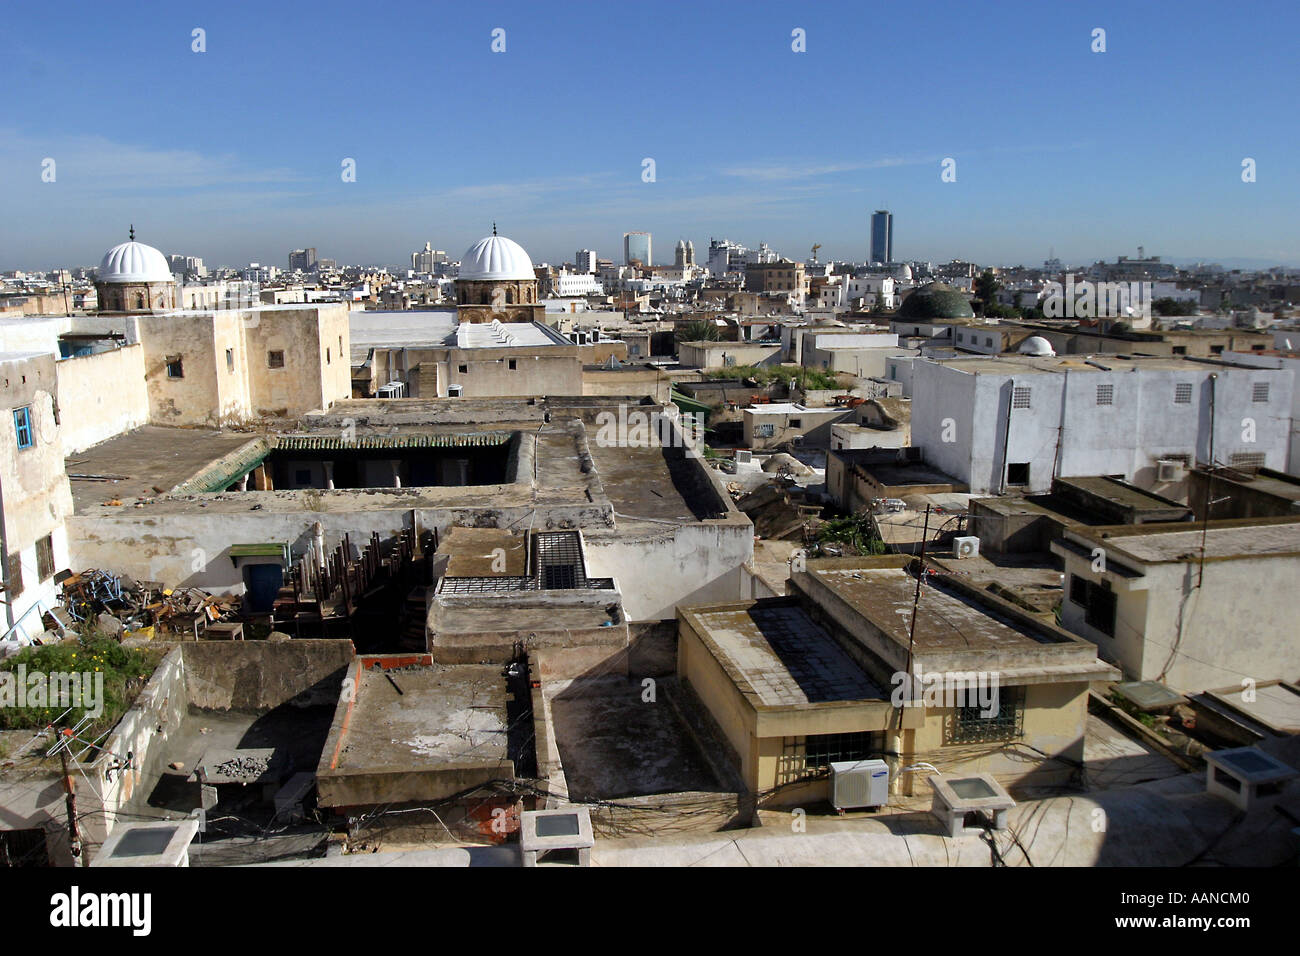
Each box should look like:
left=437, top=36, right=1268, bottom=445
left=171, top=438, right=272, bottom=494
left=276, top=432, right=512, bottom=451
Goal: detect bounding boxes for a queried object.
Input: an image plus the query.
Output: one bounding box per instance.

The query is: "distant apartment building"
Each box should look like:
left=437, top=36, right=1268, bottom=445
left=745, top=260, right=806, bottom=299
left=411, top=242, right=446, bottom=273
left=623, top=231, right=652, bottom=267
left=839, top=274, right=896, bottom=311
left=911, top=355, right=1295, bottom=494
left=289, top=248, right=317, bottom=272
left=706, top=238, right=747, bottom=277
left=575, top=249, right=597, bottom=274
left=167, top=255, right=206, bottom=279
left=870, top=210, right=892, bottom=265
left=553, top=273, right=604, bottom=297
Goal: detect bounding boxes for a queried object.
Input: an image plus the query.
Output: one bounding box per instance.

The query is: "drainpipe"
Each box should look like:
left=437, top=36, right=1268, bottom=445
left=313, top=522, right=326, bottom=572
left=1197, top=373, right=1218, bottom=588
left=999, top=378, right=1015, bottom=494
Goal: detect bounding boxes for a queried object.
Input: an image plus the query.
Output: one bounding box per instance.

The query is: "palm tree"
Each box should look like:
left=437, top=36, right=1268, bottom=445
left=680, top=320, right=720, bottom=342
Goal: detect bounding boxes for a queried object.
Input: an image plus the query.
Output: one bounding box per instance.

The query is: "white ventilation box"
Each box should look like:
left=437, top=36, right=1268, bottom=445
left=954, top=536, right=980, bottom=559
left=1155, top=459, right=1184, bottom=482
left=830, top=759, right=889, bottom=810
left=735, top=449, right=753, bottom=464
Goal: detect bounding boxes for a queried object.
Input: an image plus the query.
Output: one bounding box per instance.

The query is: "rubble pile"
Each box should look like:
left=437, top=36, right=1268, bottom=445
left=214, top=754, right=271, bottom=780
left=54, top=569, right=239, bottom=640
left=735, top=482, right=822, bottom=541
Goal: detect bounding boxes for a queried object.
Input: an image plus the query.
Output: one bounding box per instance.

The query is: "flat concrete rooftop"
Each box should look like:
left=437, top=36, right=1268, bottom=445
left=348, top=311, right=569, bottom=361
left=548, top=676, right=731, bottom=800
left=67, top=426, right=256, bottom=514
left=1072, top=517, right=1300, bottom=564
left=934, top=354, right=1253, bottom=375
left=1204, top=682, right=1300, bottom=735
left=1056, top=475, right=1187, bottom=512
left=330, top=662, right=509, bottom=775
left=686, top=603, right=885, bottom=706
left=807, top=566, right=1069, bottom=653
left=1211, top=467, right=1300, bottom=503
left=585, top=439, right=719, bottom=525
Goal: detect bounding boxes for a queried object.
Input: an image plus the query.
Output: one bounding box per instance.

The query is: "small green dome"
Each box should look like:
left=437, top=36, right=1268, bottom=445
left=898, top=281, right=975, bottom=319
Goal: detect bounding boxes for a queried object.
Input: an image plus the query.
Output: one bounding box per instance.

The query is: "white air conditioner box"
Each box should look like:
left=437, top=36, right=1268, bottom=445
left=735, top=449, right=753, bottom=464
left=954, top=536, right=980, bottom=559
left=830, top=758, right=889, bottom=811
left=1156, top=459, right=1184, bottom=482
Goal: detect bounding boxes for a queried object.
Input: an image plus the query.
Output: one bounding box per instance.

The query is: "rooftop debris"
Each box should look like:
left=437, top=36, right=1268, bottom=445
left=54, top=570, right=239, bottom=641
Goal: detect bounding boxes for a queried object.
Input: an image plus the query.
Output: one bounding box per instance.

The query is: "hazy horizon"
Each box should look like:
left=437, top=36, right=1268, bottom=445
left=4, top=0, right=1298, bottom=271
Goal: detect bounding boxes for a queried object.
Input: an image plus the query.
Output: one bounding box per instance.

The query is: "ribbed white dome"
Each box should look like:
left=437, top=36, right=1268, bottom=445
left=1019, top=335, right=1056, bottom=357
left=459, top=234, right=534, bottom=281
left=99, top=240, right=173, bottom=283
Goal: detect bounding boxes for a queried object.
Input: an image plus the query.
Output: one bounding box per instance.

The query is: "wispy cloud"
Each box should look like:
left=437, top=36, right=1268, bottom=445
left=0, top=128, right=303, bottom=193
left=721, top=156, right=922, bottom=182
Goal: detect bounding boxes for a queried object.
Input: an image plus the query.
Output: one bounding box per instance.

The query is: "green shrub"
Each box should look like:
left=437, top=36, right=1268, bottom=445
left=0, top=634, right=164, bottom=744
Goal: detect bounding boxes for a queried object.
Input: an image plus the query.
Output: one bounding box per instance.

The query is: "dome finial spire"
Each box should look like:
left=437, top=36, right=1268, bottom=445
left=129, top=223, right=135, bottom=241
left=492, top=221, right=497, bottom=236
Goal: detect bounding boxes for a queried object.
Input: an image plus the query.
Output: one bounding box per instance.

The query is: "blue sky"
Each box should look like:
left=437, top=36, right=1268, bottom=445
left=2, top=0, right=1297, bottom=270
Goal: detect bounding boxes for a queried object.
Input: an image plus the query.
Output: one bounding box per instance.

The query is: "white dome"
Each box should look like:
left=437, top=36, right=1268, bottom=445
left=1019, top=335, right=1056, bottom=357
left=458, top=234, right=534, bottom=281
left=99, top=240, right=173, bottom=283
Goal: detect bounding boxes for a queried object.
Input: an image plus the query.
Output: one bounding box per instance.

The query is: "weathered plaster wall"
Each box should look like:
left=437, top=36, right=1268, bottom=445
left=55, top=345, right=149, bottom=453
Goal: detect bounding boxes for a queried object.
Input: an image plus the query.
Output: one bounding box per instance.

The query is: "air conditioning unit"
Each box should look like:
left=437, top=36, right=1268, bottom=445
left=954, top=536, right=980, bottom=559
left=735, top=449, right=753, bottom=464
left=1156, top=459, right=1185, bottom=482
left=830, top=759, right=889, bottom=811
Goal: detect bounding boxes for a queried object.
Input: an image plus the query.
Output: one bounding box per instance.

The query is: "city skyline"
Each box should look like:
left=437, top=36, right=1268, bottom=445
left=3, top=0, right=1298, bottom=271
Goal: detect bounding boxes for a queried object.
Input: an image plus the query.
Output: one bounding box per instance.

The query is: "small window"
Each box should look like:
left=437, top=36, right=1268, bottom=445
left=1006, top=462, right=1030, bottom=485
left=1172, top=346, right=1187, bottom=355
left=1174, top=383, right=1192, bottom=404
left=326, top=348, right=331, bottom=365
left=1012, top=386, right=1031, bottom=409
left=802, top=732, right=884, bottom=773
left=447, top=384, right=463, bottom=397
left=1084, top=582, right=1116, bottom=636
left=13, top=407, right=33, bottom=450
left=1069, top=574, right=1088, bottom=607
left=458, top=364, right=468, bottom=374
left=1210, top=345, right=1224, bottom=355
left=951, top=687, right=1025, bottom=744
left=789, top=418, right=802, bottom=428
left=508, top=359, right=517, bottom=370
left=755, top=423, right=776, bottom=438
left=166, top=355, right=184, bottom=378
left=225, top=349, right=235, bottom=372
left=1252, top=382, right=1270, bottom=403
left=267, top=350, right=285, bottom=369
left=36, top=535, right=55, bottom=582
left=985, top=336, right=993, bottom=347
left=1096, top=384, right=1114, bottom=406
